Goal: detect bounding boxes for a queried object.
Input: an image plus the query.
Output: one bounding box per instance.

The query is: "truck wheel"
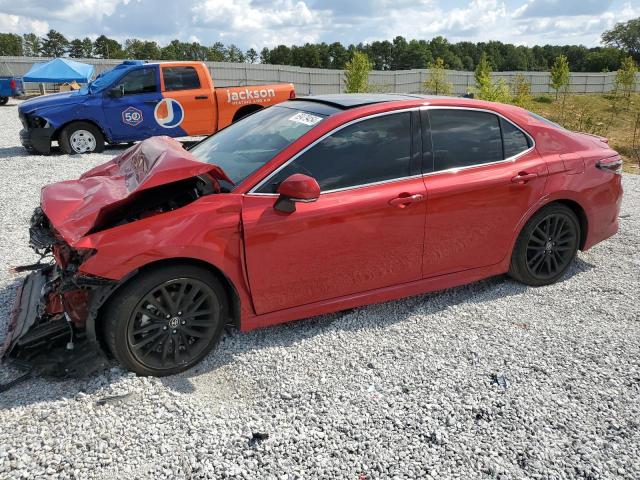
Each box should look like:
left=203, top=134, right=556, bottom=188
left=0, top=97, right=8, bottom=106
left=59, top=122, right=105, bottom=154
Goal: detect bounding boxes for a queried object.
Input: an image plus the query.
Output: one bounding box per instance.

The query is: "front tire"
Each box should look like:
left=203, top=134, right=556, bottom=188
left=509, top=204, right=580, bottom=286
left=102, top=265, right=228, bottom=376
left=0, top=97, right=8, bottom=106
left=59, top=121, right=105, bottom=154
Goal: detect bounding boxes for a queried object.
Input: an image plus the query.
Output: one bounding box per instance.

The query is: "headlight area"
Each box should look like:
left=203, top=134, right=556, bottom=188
left=1, top=208, right=116, bottom=384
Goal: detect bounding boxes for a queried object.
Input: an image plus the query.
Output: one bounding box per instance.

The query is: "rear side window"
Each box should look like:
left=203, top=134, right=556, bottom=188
left=163, top=66, right=201, bottom=91
left=119, top=68, right=157, bottom=95
left=429, top=109, right=502, bottom=171
left=501, top=118, right=531, bottom=158
left=258, top=112, right=413, bottom=193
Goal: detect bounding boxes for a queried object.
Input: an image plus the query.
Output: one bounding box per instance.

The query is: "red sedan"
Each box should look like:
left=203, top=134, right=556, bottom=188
left=3, top=94, right=623, bottom=376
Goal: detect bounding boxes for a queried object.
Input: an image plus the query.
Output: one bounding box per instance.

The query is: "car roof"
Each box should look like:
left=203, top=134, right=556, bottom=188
left=290, top=93, right=448, bottom=109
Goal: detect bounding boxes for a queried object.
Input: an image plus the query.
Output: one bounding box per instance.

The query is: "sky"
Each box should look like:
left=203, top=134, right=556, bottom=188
left=0, top=0, right=639, bottom=49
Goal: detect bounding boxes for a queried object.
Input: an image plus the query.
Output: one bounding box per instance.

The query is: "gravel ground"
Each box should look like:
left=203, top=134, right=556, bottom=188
left=0, top=99, right=639, bottom=480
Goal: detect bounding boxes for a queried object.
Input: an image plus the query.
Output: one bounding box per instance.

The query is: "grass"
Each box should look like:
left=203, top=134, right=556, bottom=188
left=527, top=93, right=640, bottom=174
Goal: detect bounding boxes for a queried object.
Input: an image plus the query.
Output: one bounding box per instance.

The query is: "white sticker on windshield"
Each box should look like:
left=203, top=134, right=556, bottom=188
left=288, top=112, right=322, bottom=126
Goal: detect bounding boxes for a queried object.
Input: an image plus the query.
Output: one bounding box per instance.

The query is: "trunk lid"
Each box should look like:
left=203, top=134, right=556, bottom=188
left=41, top=136, right=231, bottom=244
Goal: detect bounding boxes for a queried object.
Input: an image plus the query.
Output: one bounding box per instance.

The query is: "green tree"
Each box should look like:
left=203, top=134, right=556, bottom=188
left=208, top=42, right=226, bottom=62
left=474, top=52, right=492, bottom=91
left=550, top=54, right=570, bottom=100
left=124, top=39, right=161, bottom=59
left=93, top=35, right=122, bottom=59
left=423, top=57, right=452, bottom=95
left=245, top=48, right=258, bottom=63
left=602, top=18, right=640, bottom=61
left=343, top=51, right=371, bottom=93
left=511, top=73, right=532, bottom=108
left=259, top=47, right=270, bottom=64
left=40, top=30, right=68, bottom=57
left=225, top=44, right=245, bottom=63
left=0, top=33, right=23, bottom=56
left=81, top=37, right=93, bottom=57
left=68, top=39, right=85, bottom=58
left=615, top=56, right=638, bottom=98
left=22, top=33, right=41, bottom=57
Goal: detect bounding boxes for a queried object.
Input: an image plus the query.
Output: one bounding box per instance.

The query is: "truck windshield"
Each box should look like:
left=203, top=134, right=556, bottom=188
left=190, top=105, right=326, bottom=187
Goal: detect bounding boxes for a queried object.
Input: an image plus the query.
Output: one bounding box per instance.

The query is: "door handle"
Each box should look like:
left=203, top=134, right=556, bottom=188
left=511, top=172, right=538, bottom=184
left=389, top=193, right=425, bottom=208
left=195, top=95, right=209, bottom=100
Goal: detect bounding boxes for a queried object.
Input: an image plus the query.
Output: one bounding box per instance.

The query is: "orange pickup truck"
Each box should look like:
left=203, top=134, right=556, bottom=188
left=19, top=60, right=296, bottom=154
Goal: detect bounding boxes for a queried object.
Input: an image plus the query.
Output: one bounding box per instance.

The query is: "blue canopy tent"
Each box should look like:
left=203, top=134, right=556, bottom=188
left=23, top=58, right=94, bottom=83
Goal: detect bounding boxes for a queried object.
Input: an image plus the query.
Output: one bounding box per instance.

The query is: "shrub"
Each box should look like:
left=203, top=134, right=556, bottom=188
left=344, top=52, right=372, bottom=93
left=550, top=55, right=570, bottom=100
left=511, top=74, right=532, bottom=108
left=615, top=56, right=638, bottom=99
left=423, top=57, right=453, bottom=95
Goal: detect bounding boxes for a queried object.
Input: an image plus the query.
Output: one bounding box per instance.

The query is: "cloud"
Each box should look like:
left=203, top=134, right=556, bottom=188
left=515, top=0, right=613, bottom=18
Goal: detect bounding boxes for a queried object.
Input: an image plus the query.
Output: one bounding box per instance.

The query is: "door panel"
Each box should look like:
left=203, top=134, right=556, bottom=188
left=101, top=67, right=162, bottom=141
left=422, top=152, right=547, bottom=277
left=242, top=177, right=427, bottom=314
left=160, top=66, right=215, bottom=135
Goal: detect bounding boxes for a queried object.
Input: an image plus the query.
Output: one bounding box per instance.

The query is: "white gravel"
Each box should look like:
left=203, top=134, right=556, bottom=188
left=1, top=99, right=639, bottom=480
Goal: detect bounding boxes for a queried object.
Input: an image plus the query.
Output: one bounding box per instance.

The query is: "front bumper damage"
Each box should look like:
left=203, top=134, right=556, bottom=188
left=18, top=111, right=54, bottom=154
left=1, top=209, right=116, bottom=389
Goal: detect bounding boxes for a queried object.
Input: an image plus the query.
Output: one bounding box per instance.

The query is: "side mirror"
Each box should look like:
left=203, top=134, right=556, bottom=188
left=274, top=174, right=320, bottom=213
left=108, top=85, right=124, bottom=98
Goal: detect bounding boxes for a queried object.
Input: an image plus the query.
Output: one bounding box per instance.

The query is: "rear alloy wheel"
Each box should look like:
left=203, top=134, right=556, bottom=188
left=103, top=265, right=227, bottom=376
left=509, top=204, right=580, bottom=286
left=59, top=121, right=105, bottom=154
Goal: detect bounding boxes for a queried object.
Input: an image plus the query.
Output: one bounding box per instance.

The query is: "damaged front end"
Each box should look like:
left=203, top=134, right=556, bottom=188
left=1, top=208, right=115, bottom=382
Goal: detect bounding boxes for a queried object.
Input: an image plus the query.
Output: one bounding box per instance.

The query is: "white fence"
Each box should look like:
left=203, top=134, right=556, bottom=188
left=2, top=56, right=639, bottom=95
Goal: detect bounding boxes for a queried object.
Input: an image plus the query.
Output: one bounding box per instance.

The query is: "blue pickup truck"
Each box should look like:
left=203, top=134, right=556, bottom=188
left=0, top=76, right=24, bottom=105
left=19, top=60, right=295, bottom=155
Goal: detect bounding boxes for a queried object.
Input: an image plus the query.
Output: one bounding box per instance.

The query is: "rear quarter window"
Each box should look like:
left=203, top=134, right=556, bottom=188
left=163, top=66, right=201, bottom=91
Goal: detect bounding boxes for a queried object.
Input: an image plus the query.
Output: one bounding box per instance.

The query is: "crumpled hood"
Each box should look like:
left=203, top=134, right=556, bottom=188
left=19, top=91, right=86, bottom=114
left=40, top=136, right=232, bottom=245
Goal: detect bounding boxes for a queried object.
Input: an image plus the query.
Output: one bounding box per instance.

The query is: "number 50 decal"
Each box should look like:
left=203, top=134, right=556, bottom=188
left=122, top=106, right=144, bottom=126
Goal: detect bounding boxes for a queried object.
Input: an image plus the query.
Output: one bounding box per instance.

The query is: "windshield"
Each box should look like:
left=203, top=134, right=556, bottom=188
left=190, top=105, right=326, bottom=187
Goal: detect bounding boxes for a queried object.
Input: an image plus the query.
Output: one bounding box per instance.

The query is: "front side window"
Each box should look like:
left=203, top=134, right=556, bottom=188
left=163, top=67, right=201, bottom=91
left=258, top=112, right=412, bottom=193
left=429, top=109, right=502, bottom=171
left=189, top=105, right=326, bottom=186
left=118, top=68, right=157, bottom=95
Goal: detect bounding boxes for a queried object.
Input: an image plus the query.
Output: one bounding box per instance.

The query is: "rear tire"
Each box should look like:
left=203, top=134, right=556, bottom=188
left=101, top=264, right=228, bottom=376
left=59, top=121, right=105, bottom=154
left=0, top=97, right=8, bottom=106
left=509, top=204, right=580, bottom=286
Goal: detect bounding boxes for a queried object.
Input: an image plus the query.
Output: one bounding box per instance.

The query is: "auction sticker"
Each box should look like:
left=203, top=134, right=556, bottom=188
left=288, top=112, right=322, bottom=126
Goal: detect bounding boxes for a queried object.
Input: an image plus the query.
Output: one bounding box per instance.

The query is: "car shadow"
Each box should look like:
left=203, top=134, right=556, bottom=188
left=0, top=256, right=595, bottom=407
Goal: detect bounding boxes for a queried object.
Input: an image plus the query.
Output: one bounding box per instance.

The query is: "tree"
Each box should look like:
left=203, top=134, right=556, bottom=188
left=68, top=39, right=85, bottom=58
left=602, top=18, right=640, bottom=61
left=0, top=33, right=23, bottom=56
left=124, top=39, right=160, bottom=59
left=550, top=54, right=570, bottom=100
left=93, top=35, right=122, bottom=59
left=22, top=33, right=41, bottom=57
left=245, top=48, right=258, bottom=63
left=225, top=44, right=245, bottom=63
left=423, top=57, right=452, bottom=95
left=615, top=56, right=638, bottom=98
left=474, top=52, right=492, bottom=91
left=81, top=37, right=93, bottom=58
left=511, top=73, right=532, bottom=108
left=40, top=30, right=68, bottom=57
left=343, top=51, right=371, bottom=93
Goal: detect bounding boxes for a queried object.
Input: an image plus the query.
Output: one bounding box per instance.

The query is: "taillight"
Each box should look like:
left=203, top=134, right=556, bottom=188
left=596, top=157, right=623, bottom=174
left=289, top=89, right=296, bottom=100
left=9, top=79, right=16, bottom=89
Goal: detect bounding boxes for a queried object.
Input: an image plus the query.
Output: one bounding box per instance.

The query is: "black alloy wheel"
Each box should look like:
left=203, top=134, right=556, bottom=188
left=103, top=265, right=227, bottom=376
left=127, top=278, right=219, bottom=370
left=510, top=204, right=580, bottom=286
